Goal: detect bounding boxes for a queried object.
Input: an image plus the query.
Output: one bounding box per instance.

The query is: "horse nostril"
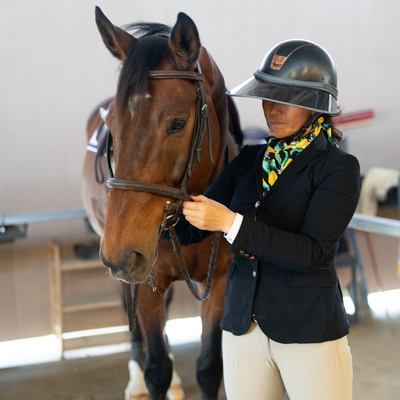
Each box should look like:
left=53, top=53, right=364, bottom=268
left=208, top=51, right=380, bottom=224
left=99, top=246, right=151, bottom=283
left=127, top=249, right=148, bottom=272
left=99, top=248, right=117, bottom=272
left=100, top=247, right=149, bottom=273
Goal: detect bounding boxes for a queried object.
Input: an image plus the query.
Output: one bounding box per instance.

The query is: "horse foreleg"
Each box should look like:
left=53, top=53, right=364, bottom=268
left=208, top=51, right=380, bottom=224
left=166, top=352, right=185, bottom=400
left=164, top=287, right=185, bottom=400
left=116, top=281, right=149, bottom=400
left=130, top=328, right=146, bottom=369
left=197, top=276, right=226, bottom=400
left=138, top=283, right=173, bottom=400
left=126, top=328, right=150, bottom=400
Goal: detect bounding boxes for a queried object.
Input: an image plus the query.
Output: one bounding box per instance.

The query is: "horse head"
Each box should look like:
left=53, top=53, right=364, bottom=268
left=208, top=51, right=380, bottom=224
left=95, top=7, right=229, bottom=283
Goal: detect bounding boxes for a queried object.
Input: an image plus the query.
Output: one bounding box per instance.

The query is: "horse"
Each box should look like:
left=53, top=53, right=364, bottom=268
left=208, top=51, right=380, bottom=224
left=82, top=7, right=242, bottom=400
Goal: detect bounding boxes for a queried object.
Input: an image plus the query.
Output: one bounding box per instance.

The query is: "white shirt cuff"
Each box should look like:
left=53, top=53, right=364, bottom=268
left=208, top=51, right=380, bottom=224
left=224, top=213, right=243, bottom=244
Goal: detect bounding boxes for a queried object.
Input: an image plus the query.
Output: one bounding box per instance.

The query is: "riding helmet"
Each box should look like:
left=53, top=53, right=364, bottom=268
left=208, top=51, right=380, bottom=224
left=227, top=39, right=338, bottom=114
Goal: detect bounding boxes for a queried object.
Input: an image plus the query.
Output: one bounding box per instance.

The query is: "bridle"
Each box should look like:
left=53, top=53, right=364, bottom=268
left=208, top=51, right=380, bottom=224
left=104, top=62, right=221, bottom=330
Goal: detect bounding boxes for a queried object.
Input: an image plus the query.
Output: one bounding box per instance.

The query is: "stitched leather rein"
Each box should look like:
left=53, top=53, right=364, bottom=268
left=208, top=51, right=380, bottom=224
left=104, top=63, right=221, bottom=330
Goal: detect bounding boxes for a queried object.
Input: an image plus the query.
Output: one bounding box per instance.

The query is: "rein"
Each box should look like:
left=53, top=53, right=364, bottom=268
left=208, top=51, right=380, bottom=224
left=104, top=63, right=221, bottom=331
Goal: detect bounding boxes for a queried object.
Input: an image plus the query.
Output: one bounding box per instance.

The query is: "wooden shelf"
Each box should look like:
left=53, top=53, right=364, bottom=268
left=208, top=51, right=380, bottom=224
left=60, top=259, right=104, bottom=272
left=63, top=293, right=122, bottom=313
left=48, top=241, right=126, bottom=353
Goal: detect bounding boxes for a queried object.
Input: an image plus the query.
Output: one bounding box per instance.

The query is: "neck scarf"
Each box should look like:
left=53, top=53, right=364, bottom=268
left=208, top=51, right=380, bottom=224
left=262, top=117, right=338, bottom=196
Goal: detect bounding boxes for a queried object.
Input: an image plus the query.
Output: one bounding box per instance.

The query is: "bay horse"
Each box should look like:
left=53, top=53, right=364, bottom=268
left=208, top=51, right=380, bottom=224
left=82, top=7, right=242, bottom=400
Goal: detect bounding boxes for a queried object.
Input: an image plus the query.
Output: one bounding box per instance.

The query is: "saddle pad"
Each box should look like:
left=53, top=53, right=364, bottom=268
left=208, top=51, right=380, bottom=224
left=87, top=107, right=109, bottom=153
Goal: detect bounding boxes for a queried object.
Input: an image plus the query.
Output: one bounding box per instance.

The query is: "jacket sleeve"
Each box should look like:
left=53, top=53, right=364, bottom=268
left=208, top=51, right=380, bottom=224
left=167, top=146, right=243, bottom=246
left=229, top=152, right=361, bottom=272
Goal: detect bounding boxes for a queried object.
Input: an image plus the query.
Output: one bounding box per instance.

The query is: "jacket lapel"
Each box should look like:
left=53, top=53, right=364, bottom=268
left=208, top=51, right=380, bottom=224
left=256, top=132, right=328, bottom=201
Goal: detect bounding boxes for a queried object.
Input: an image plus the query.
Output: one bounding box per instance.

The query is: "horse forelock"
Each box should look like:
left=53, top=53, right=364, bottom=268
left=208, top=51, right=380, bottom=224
left=123, top=22, right=171, bottom=38
left=115, top=23, right=173, bottom=121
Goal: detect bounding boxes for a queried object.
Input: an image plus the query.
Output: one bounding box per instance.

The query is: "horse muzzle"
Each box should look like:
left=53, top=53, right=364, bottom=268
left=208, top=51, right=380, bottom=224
left=99, top=246, right=155, bottom=284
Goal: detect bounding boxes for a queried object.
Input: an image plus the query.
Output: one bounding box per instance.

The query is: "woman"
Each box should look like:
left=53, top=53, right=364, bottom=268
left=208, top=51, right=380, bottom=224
left=174, top=39, right=360, bottom=400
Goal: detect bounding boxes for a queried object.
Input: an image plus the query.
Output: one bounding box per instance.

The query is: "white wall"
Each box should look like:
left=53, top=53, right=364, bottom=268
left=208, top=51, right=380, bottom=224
left=0, top=0, right=398, bottom=241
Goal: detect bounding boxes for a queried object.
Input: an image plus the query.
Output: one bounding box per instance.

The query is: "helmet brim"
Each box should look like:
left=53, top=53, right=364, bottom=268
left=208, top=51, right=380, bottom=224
left=227, top=75, right=338, bottom=114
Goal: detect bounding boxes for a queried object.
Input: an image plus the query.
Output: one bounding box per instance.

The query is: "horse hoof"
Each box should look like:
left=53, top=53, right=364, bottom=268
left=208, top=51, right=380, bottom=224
left=129, top=395, right=150, bottom=400
left=167, top=383, right=185, bottom=400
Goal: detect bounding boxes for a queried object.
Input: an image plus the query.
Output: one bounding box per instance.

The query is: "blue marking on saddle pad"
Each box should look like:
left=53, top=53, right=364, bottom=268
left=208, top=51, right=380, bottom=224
left=87, top=131, right=98, bottom=153
left=86, top=107, right=109, bottom=153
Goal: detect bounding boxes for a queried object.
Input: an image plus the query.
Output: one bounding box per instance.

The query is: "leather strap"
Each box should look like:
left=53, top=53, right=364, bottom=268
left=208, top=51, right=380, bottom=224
left=168, top=226, right=220, bottom=301
left=124, top=282, right=139, bottom=331
left=148, top=70, right=205, bottom=81
left=106, top=178, right=192, bottom=202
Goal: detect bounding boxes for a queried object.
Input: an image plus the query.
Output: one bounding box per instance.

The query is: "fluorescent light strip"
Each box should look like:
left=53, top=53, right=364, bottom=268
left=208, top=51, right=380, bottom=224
left=61, top=317, right=203, bottom=342
left=62, top=325, right=129, bottom=340
left=63, top=342, right=131, bottom=360
left=165, top=317, right=202, bottom=346
left=343, top=296, right=356, bottom=315
left=367, top=289, right=400, bottom=318
left=0, top=335, right=62, bottom=369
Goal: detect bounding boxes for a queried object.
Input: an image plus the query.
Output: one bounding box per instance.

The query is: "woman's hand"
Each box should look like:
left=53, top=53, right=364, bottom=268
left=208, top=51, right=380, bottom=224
left=182, top=195, right=236, bottom=233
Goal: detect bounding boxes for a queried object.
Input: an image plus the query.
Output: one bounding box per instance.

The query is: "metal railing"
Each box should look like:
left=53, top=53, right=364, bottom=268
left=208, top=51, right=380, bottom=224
left=349, top=212, right=400, bottom=238
left=1, top=209, right=400, bottom=240
left=0, top=209, right=88, bottom=243
left=0, top=209, right=87, bottom=226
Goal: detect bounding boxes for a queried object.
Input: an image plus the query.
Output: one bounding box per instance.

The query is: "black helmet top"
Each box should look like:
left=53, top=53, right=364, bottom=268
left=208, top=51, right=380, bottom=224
left=227, top=39, right=338, bottom=114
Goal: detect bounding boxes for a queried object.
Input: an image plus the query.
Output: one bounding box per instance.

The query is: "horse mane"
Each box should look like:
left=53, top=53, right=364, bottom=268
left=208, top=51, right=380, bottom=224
left=115, top=22, right=173, bottom=119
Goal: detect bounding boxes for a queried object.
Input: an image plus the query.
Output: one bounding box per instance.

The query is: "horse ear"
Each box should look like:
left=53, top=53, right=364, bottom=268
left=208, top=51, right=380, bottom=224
left=170, top=13, right=201, bottom=70
left=95, top=6, right=137, bottom=61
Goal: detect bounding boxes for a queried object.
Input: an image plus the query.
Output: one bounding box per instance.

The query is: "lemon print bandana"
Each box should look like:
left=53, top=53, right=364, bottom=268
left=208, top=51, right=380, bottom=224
left=262, top=117, right=337, bottom=196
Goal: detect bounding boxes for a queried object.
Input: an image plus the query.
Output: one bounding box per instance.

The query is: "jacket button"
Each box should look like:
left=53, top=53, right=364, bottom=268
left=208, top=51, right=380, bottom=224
left=239, top=250, right=245, bottom=256
left=253, top=270, right=257, bottom=277
left=255, top=201, right=260, bottom=208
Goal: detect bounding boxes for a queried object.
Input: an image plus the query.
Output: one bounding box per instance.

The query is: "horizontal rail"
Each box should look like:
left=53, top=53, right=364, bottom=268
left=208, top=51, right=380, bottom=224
left=1, top=209, right=399, bottom=239
left=0, top=209, right=87, bottom=226
left=348, top=212, right=400, bottom=238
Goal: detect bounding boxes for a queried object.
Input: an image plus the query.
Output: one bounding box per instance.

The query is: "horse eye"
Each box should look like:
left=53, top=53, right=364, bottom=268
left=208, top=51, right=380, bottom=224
left=171, top=119, right=187, bottom=132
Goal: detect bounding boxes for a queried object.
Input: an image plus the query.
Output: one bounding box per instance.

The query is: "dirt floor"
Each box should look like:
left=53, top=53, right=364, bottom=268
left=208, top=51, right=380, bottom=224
left=1, top=310, right=399, bottom=400
left=348, top=313, right=400, bottom=399
left=0, top=341, right=225, bottom=400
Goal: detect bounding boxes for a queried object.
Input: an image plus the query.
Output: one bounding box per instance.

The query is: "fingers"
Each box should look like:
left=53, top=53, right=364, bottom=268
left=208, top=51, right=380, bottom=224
left=191, top=195, right=203, bottom=202
left=183, top=195, right=210, bottom=211
left=181, top=196, right=234, bottom=232
left=182, top=200, right=204, bottom=219
left=182, top=198, right=210, bottom=228
left=190, top=194, right=217, bottom=202
left=182, top=200, right=201, bottom=211
left=190, top=194, right=210, bottom=203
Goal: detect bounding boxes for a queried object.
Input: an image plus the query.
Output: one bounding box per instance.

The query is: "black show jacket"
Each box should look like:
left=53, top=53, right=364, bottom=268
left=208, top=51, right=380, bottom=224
left=173, top=131, right=361, bottom=344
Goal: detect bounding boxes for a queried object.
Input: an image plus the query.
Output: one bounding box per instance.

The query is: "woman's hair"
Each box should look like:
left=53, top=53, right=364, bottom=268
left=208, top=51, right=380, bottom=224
left=322, top=108, right=343, bottom=145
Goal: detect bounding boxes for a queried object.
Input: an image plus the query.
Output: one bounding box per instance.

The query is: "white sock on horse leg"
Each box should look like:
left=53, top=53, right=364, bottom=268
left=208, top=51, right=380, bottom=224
left=125, top=359, right=149, bottom=400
